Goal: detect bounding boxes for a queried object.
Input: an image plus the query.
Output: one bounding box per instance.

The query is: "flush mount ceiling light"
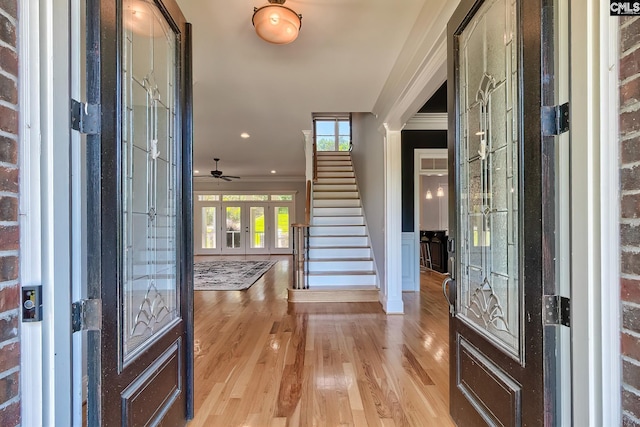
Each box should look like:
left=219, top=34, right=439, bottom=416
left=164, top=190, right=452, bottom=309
left=252, top=0, right=302, bottom=45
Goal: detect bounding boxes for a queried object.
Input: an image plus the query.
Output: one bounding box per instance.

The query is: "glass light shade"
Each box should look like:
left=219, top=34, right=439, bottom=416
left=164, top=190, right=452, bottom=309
left=252, top=4, right=302, bottom=45
left=426, top=190, right=433, bottom=200
left=436, top=186, right=444, bottom=197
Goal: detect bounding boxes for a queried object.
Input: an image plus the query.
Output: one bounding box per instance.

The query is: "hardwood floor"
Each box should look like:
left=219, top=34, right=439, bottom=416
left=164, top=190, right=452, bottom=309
left=191, top=256, right=454, bottom=426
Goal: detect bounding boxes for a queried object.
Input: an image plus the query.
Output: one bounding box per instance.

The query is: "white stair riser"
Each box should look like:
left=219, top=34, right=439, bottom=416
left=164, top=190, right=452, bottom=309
left=314, top=184, right=357, bottom=191
left=317, top=166, right=353, bottom=172
left=317, top=161, right=352, bottom=167
left=315, top=178, right=356, bottom=184
left=313, top=191, right=359, bottom=199
left=314, top=199, right=360, bottom=208
left=308, top=274, right=377, bottom=286
left=317, top=172, right=355, bottom=178
left=313, top=207, right=362, bottom=216
left=312, top=216, right=364, bottom=226
left=310, top=226, right=366, bottom=236
left=308, top=260, right=374, bottom=272
left=309, top=247, right=371, bottom=258
left=309, top=235, right=368, bottom=247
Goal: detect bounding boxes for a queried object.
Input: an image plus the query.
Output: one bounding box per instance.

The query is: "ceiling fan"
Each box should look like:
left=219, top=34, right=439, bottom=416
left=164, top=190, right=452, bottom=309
left=205, top=158, right=240, bottom=182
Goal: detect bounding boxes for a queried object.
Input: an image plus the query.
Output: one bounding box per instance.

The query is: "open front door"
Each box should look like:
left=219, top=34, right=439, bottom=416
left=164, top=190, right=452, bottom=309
left=85, top=0, right=194, bottom=424
left=446, top=0, right=561, bottom=425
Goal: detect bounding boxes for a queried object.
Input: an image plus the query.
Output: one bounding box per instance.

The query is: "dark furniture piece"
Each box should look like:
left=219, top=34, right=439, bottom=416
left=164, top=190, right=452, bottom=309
left=419, top=230, right=448, bottom=274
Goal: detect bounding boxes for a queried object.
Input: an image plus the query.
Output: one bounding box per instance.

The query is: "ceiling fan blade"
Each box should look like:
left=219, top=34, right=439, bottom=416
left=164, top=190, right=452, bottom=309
left=222, top=175, right=240, bottom=179
left=221, top=176, right=232, bottom=182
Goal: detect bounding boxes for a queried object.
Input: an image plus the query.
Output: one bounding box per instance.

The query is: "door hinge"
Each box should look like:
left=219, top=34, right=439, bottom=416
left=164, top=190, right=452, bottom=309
left=71, top=99, right=101, bottom=135
left=72, top=299, right=102, bottom=333
left=543, top=295, right=570, bottom=327
left=541, top=103, right=570, bottom=136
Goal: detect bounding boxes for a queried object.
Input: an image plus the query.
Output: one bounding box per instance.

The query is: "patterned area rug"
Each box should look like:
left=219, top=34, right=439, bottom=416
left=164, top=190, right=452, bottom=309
left=193, top=260, right=277, bottom=291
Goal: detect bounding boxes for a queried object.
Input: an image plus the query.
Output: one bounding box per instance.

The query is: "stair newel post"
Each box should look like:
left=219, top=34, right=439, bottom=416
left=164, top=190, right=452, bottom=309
left=291, top=223, right=307, bottom=290
left=304, top=225, right=310, bottom=289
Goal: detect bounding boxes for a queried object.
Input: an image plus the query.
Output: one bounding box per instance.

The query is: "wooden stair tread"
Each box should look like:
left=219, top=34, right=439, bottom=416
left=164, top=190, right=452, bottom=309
left=288, top=286, right=378, bottom=303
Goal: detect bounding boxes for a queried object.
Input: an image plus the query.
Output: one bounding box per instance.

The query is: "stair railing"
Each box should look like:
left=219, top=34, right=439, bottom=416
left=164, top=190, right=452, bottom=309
left=291, top=179, right=312, bottom=290
left=312, top=141, right=318, bottom=183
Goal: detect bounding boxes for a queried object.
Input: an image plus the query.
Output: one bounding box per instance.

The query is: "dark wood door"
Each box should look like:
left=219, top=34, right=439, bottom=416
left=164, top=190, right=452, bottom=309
left=85, top=0, right=194, bottom=425
left=445, top=0, right=559, bottom=425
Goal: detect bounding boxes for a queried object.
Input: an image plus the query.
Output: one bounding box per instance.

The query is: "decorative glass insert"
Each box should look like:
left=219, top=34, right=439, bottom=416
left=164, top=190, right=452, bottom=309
left=457, top=0, right=520, bottom=356
left=201, top=207, right=216, bottom=249
left=122, top=0, right=179, bottom=358
left=249, top=207, right=265, bottom=249
left=197, top=195, right=219, bottom=201
left=274, top=207, right=290, bottom=248
left=225, top=206, right=242, bottom=248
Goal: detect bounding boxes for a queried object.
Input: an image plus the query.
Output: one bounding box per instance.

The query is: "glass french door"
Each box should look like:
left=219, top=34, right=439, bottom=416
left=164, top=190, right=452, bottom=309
left=196, top=205, right=218, bottom=254
left=220, top=203, right=270, bottom=254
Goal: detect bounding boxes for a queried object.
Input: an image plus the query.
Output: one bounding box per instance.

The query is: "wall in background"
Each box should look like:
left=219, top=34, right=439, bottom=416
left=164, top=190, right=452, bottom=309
left=420, top=175, right=448, bottom=231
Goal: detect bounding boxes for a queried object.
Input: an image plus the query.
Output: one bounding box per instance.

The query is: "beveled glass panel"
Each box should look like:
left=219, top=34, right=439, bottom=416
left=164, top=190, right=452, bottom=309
left=122, top=0, right=179, bottom=359
left=458, top=0, right=520, bottom=356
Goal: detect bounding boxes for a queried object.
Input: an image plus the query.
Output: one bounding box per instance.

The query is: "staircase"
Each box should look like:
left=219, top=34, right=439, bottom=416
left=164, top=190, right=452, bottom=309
left=288, top=151, right=378, bottom=303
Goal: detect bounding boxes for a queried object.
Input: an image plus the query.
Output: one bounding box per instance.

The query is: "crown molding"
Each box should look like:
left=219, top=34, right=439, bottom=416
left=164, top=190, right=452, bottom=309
left=403, top=113, right=448, bottom=130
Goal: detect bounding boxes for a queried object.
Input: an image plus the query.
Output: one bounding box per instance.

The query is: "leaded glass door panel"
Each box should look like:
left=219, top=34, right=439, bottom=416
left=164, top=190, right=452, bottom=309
left=85, top=0, right=193, bottom=424
left=447, top=0, right=560, bottom=425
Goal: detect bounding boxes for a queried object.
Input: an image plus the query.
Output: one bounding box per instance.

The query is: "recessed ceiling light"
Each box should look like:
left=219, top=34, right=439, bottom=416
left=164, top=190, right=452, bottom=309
left=240, top=132, right=250, bottom=139
left=271, top=170, right=276, bottom=174
left=194, top=170, right=200, bottom=174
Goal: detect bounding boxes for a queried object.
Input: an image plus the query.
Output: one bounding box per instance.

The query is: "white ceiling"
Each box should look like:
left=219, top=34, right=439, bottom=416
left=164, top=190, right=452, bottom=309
left=176, top=0, right=430, bottom=180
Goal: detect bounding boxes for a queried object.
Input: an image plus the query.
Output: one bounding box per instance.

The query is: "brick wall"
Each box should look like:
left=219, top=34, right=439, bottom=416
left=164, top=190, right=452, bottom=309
left=621, top=16, right=640, bottom=427
left=0, top=0, right=19, bottom=425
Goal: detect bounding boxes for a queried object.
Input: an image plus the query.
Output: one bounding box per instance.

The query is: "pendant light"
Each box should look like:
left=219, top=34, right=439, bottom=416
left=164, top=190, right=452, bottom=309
left=436, top=186, right=444, bottom=197
left=426, top=190, right=433, bottom=200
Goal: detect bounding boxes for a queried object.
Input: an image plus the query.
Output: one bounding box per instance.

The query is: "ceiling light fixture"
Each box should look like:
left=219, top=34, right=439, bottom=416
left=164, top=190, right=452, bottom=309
left=426, top=190, right=433, bottom=200
left=271, top=170, right=277, bottom=174
left=194, top=170, right=200, bottom=174
left=240, top=132, right=250, bottom=139
left=252, top=0, right=302, bottom=45
left=436, top=186, right=444, bottom=197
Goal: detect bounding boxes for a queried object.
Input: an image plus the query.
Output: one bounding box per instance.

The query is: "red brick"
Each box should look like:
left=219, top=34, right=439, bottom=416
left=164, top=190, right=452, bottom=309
left=0, top=167, right=17, bottom=193
left=623, top=387, right=640, bottom=421
left=0, top=226, right=18, bottom=251
left=0, top=136, right=16, bottom=165
left=622, top=332, right=640, bottom=359
left=622, top=135, right=640, bottom=165
left=0, top=256, right=18, bottom=281
left=623, top=358, right=640, bottom=392
left=0, top=342, right=18, bottom=372
left=622, top=251, right=640, bottom=276
left=621, top=47, right=640, bottom=78
left=0, top=315, right=17, bottom=342
left=0, top=400, right=19, bottom=427
left=0, top=74, right=16, bottom=105
left=623, top=194, right=640, bottom=219
left=0, top=46, right=17, bottom=77
left=0, top=197, right=16, bottom=222
left=622, top=77, right=640, bottom=109
left=623, top=278, right=640, bottom=304
left=0, top=0, right=18, bottom=20
left=622, top=223, right=640, bottom=247
left=0, top=285, right=18, bottom=312
left=0, top=105, right=17, bottom=135
left=621, top=111, right=640, bottom=136
left=622, top=18, right=640, bottom=54
left=624, top=304, right=640, bottom=335
left=622, top=165, right=640, bottom=192
left=0, top=13, right=15, bottom=48
left=0, top=371, right=18, bottom=404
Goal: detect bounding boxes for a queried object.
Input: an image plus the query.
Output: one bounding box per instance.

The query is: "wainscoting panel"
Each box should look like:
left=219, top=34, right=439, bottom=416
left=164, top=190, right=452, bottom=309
left=402, top=232, right=418, bottom=291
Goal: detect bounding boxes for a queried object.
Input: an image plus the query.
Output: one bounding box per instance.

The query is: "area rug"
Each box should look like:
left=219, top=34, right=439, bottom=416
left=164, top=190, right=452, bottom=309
left=193, top=260, right=277, bottom=291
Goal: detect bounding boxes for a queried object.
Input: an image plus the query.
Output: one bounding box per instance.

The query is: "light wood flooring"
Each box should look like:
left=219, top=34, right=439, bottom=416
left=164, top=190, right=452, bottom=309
left=190, top=256, right=454, bottom=427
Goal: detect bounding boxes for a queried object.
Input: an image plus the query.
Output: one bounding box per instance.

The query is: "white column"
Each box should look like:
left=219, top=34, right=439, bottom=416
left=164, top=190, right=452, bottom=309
left=382, top=126, right=404, bottom=313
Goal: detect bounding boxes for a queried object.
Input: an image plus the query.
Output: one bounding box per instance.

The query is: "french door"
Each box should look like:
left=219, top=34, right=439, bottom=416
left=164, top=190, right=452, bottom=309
left=446, top=0, right=564, bottom=425
left=195, top=200, right=292, bottom=255
left=85, top=0, right=193, bottom=425
left=221, top=203, right=270, bottom=254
